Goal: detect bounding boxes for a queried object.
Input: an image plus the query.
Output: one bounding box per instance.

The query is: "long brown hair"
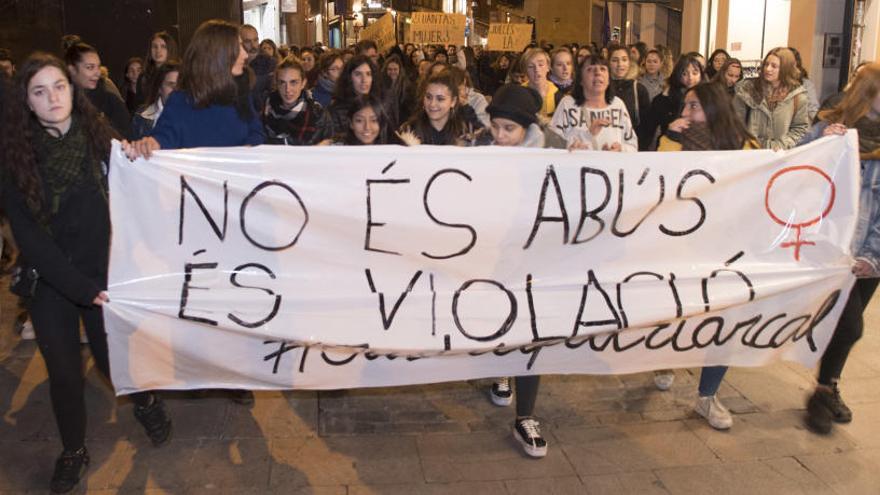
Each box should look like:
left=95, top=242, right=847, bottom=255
left=749, top=47, right=801, bottom=101
left=178, top=20, right=242, bottom=109
left=818, top=62, right=880, bottom=126
left=690, top=82, right=756, bottom=150
left=403, top=71, right=466, bottom=145
left=0, top=52, right=119, bottom=215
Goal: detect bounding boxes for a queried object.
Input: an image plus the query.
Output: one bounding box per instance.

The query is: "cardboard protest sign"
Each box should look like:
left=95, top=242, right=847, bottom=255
left=487, top=23, right=532, bottom=51
left=105, top=135, right=859, bottom=393
left=407, top=12, right=466, bottom=45
left=361, top=12, right=396, bottom=53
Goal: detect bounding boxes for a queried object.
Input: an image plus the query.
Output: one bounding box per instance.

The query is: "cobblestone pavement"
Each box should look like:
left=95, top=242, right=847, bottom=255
left=1, top=286, right=879, bottom=494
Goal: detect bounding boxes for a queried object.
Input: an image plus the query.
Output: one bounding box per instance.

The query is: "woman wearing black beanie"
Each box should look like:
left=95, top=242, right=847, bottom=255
left=483, top=84, right=548, bottom=459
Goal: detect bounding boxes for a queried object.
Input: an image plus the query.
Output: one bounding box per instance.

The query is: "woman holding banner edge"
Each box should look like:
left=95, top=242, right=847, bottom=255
left=796, top=63, right=880, bottom=435
left=123, top=19, right=265, bottom=406
left=656, top=81, right=759, bottom=430
left=1, top=52, right=172, bottom=494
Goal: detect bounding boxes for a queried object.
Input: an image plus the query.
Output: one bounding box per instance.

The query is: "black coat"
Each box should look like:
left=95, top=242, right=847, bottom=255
left=610, top=78, right=652, bottom=151
left=87, top=79, right=132, bottom=139
left=3, top=167, right=109, bottom=306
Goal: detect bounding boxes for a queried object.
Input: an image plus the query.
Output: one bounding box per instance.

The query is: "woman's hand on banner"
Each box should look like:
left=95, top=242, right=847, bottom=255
left=823, top=123, right=847, bottom=137
left=93, top=291, right=110, bottom=306
left=121, top=137, right=161, bottom=161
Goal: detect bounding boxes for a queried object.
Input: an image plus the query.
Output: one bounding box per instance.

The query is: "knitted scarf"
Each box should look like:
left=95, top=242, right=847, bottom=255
left=33, top=116, right=106, bottom=223
left=680, top=122, right=716, bottom=151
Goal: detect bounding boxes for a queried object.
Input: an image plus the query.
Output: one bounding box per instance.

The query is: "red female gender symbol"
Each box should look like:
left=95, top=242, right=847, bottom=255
left=764, top=165, right=836, bottom=261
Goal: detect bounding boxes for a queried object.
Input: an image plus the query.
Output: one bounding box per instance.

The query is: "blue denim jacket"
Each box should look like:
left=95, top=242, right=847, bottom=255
left=800, top=122, right=880, bottom=274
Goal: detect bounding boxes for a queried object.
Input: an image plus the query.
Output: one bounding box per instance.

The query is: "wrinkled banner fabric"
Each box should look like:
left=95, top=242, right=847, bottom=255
left=106, top=134, right=859, bottom=394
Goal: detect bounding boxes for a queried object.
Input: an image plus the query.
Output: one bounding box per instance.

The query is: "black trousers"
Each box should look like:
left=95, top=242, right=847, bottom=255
left=30, top=283, right=148, bottom=451
left=818, top=278, right=879, bottom=385
left=514, top=375, right=540, bottom=418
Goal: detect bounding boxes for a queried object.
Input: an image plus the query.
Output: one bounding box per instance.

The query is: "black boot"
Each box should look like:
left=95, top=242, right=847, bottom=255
left=827, top=381, right=854, bottom=423
left=805, top=387, right=835, bottom=434
left=134, top=394, right=172, bottom=446
left=50, top=447, right=89, bottom=493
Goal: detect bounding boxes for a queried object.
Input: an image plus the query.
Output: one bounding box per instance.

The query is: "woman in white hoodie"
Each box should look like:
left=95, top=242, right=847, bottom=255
left=550, top=54, right=637, bottom=152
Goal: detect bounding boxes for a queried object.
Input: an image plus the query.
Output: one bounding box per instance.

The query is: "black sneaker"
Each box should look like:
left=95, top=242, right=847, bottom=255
left=513, top=417, right=547, bottom=458
left=805, top=388, right=833, bottom=434
left=489, top=378, right=513, bottom=407
left=230, top=389, right=255, bottom=406
left=134, top=394, right=172, bottom=446
left=828, top=382, right=853, bottom=423
left=50, top=447, right=89, bottom=493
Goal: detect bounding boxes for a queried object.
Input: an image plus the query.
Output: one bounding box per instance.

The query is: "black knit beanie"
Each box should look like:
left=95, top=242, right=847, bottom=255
left=486, top=84, right=542, bottom=129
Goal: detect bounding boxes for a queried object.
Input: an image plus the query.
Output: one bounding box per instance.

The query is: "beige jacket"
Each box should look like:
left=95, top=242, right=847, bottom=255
left=733, top=80, right=810, bottom=150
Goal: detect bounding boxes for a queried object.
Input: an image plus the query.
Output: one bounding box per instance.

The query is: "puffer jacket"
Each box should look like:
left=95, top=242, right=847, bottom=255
left=733, top=80, right=810, bottom=150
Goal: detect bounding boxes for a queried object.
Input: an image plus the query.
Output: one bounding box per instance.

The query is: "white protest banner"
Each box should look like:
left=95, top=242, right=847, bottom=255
left=407, top=12, right=466, bottom=45
left=361, top=13, right=396, bottom=53
left=105, top=134, right=859, bottom=394
left=487, top=23, right=532, bottom=52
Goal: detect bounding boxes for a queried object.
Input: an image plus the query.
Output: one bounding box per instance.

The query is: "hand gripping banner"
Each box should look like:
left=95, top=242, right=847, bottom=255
left=105, top=134, right=859, bottom=394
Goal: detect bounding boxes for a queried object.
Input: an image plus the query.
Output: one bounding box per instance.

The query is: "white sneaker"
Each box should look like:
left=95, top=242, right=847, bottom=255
left=654, top=370, right=675, bottom=391
left=19, top=320, right=35, bottom=340
left=694, top=395, right=733, bottom=430
left=489, top=378, right=513, bottom=406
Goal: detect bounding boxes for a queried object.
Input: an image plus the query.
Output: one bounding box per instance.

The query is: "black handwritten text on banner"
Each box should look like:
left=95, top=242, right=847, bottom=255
left=105, top=135, right=859, bottom=393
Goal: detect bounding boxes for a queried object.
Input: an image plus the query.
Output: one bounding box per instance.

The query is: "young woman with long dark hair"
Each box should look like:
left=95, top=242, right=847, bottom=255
left=654, top=82, right=758, bottom=429
left=121, top=56, right=143, bottom=115
left=0, top=52, right=171, bottom=494
left=398, top=71, right=477, bottom=146
left=137, top=31, right=178, bottom=109
left=65, top=43, right=131, bottom=137
left=705, top=48, right=730, bottom=79
left=798, top=63, right=880, bottom=434
left=642, top=53, right=706, bottom=151
left=330, top=95, right=397, bottom=145
left=326, top=54, right=382, bottom=137
left=381, top=54, right=415, bottom=129
left=713, top=57, right=743, bottom=96
left=130, top=61, right=179, bottom=139
left=124, top=19, right=263, bottom=157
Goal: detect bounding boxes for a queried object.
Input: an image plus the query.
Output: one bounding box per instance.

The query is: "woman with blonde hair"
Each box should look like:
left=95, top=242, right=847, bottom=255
left=733, top=47, right=809, bottom=150
left=798, top=63, right=880, bottom=434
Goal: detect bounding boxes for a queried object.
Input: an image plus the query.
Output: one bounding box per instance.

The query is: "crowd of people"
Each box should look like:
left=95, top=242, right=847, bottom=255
left=1, top=18, right=879, bottom=493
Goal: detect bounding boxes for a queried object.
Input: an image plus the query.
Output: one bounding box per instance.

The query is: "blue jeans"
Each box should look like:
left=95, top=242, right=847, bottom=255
left=698, top=366, right=728, bottom=397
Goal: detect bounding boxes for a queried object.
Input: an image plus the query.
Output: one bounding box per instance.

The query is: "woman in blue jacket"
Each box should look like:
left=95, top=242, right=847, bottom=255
left=798, top=62, right=880, bottom=435
left=124, top=19, right=264, bottom=158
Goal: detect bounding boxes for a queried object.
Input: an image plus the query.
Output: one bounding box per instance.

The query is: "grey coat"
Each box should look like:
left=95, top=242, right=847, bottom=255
left=733, top=80, right=810, bottom=150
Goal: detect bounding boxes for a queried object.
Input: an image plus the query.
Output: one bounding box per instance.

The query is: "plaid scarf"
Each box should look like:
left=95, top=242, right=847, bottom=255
left=33, top=116, right=106, bottom=224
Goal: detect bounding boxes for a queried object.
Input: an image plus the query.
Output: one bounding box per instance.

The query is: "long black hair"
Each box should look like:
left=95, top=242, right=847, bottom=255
left=343, top=95, right=395, bottom=145
left=689, top=82, right=755, bottom=150
left=333, top=54, right=382, bottom=105
left=0, top=52, right=119, bottom=215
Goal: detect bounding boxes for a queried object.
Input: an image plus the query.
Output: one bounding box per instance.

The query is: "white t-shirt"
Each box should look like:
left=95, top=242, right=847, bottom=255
left=550, top=95, right=638, bottom=152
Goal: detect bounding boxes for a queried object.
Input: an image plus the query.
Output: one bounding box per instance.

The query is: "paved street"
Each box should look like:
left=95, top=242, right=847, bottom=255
left=1, top=287, right=879, bottom=494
